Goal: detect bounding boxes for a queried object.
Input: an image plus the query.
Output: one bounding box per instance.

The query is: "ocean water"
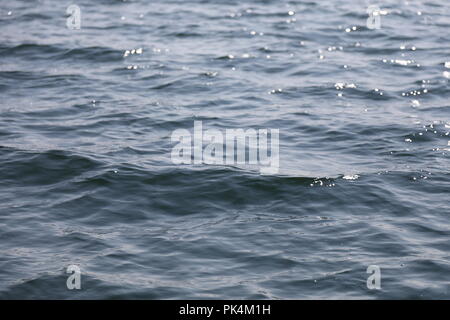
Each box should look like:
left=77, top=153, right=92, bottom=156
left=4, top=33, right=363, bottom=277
left=0, top=0, right=449, bottom=299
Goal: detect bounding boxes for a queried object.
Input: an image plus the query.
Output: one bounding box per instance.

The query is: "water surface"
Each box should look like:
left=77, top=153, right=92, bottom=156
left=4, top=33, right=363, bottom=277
left=0, top=0, right=449, bottom=299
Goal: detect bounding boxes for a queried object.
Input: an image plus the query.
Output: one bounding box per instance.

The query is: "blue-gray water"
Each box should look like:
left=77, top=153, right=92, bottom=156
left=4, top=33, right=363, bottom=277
left=1, top=0, right=449, bottom=299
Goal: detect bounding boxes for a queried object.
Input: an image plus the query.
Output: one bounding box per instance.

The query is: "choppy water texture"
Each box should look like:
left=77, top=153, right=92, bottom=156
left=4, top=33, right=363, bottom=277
left=0, top=0, right=449, bottom=299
